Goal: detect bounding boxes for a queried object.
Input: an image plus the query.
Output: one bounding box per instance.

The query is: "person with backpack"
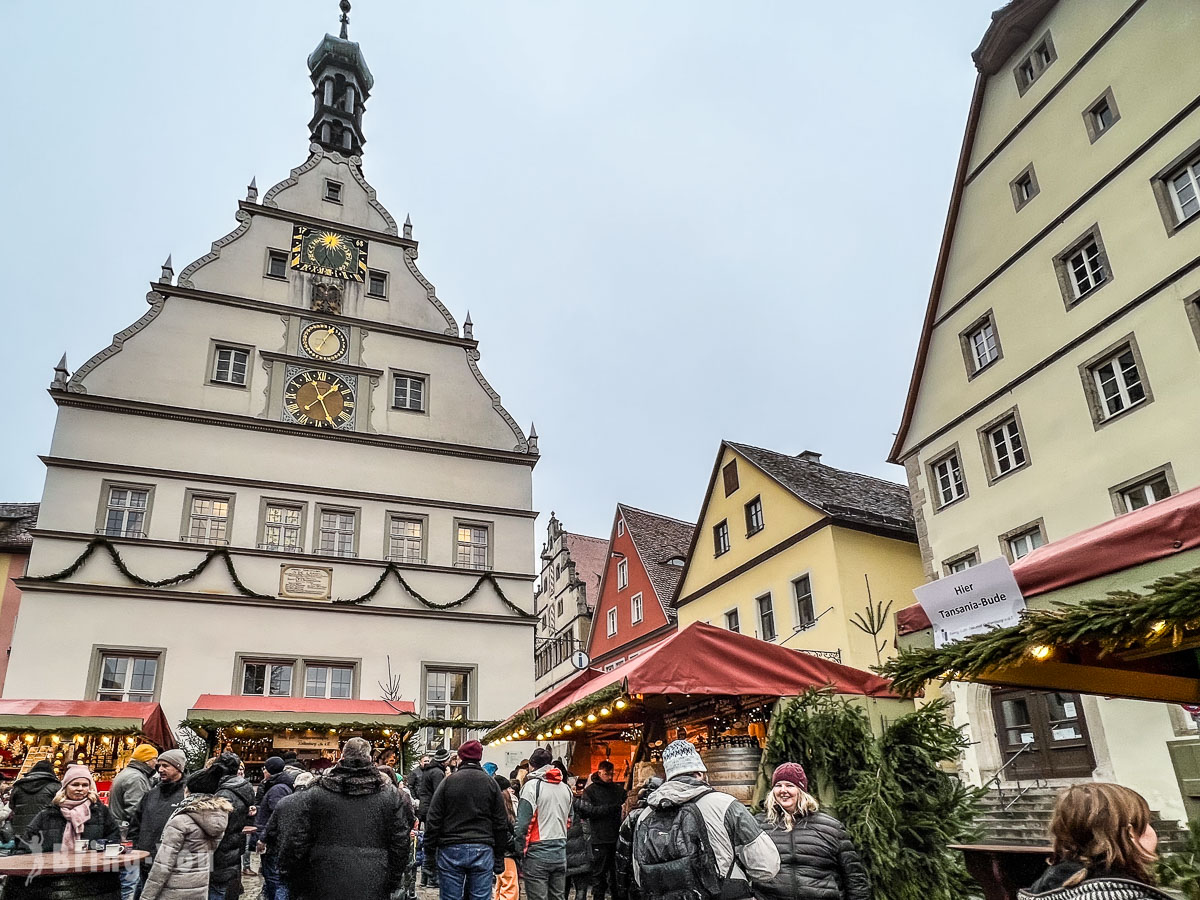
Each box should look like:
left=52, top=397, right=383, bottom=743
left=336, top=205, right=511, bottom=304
left=632, top=740, right=779, bottom=900
left=751, top=763, right=868, bottom=900
left=253, top=757, right=297, bottom=900
left=615, top=777, right=662, bottom=900
left=514, top=748, right=574, bottom=900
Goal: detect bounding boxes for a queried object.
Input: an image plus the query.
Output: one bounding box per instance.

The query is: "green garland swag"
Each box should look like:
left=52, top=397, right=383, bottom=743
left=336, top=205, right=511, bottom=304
left=26, top=537, right=534, bottom=616
left=486, top=682, right=625, bottom=743
left=877, top=567, right=1200, bottom=697
left=27, top=537, right=273, bottom=599
left=182, top=716, right=500, bottom=735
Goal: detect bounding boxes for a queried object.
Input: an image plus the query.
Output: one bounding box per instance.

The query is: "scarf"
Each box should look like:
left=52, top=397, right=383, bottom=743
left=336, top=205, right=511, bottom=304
left=58, top=796, right=92, bottom=849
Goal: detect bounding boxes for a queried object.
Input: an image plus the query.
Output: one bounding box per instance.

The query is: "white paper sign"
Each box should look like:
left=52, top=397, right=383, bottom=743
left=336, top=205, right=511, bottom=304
left=914, top=557, right=1027, bottom=648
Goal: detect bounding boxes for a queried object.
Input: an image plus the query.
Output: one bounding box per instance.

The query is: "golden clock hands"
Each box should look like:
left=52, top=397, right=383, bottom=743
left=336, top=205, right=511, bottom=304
left=302, top=384, right=339, bottom=412
left=315, top=327, right=336, bottom=352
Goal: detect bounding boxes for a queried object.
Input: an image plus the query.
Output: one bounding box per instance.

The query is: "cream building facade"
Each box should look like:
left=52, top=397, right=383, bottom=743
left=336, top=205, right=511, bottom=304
left=891, top=0, right=1200, bottom=817
left=9, top=12, right=539, bottom=758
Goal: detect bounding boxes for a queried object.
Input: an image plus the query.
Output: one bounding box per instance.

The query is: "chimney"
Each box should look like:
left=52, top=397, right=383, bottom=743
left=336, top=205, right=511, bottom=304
left=797, top=450, right=822, bottom=464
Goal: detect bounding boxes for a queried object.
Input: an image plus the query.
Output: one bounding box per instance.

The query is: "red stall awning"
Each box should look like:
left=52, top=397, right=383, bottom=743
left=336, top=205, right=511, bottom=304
left=183, top=695, right=416, bottom=735
left=0, top=700, right=176, bottom=749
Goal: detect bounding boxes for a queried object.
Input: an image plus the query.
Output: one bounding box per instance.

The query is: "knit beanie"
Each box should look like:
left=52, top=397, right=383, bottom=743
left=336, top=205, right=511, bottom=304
left=661, top=740, right=706, bottom=781
left=529, top=747, right=553, bottom=769
left=213, top=751, right=241, bottom=777
left=186, top=766, right=224, bottom=796
left=432, top=748, right=452, bottom=764
left=494, top=774, right=511, bottom=791
left=771, top=762, right=808, bottom=792
left=458, top=740, right=484, bottom=762
left=131, top=744, right=158, bottom=764
left=158, top=749, right=187, bottom=775
left=61, top=764, right=94, bottom=790
left=264, top=756, right=286, bottom=775
left=483, top=762, right=498, bottom=776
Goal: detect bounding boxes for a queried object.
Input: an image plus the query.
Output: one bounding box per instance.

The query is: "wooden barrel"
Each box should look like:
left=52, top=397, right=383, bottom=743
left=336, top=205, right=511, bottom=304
left=700, top=746, right=762, bottom=804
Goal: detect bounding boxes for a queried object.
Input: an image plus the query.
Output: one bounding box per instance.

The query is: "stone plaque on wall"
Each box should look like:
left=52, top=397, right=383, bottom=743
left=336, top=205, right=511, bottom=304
left=279, top=564, right=334, bottom=600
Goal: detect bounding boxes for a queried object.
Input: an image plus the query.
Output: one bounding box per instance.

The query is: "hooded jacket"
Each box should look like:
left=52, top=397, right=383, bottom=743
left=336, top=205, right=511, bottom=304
left=9, top=763, right=60, bottom=835
left=277, top=757, right=413, bottom=900
left=210, top=774, right=256, bottom=889
left=422, top=761, right=511, bottom=853
left=514, top=765, right=573, bottom=863
left=1019, top=861, right=1174, bottom=900
left=577, top=773, right=627, bottom=845
left=633, top=777, right=779, bottom=893
left=140, top=795, right=233, bottom=900
left=109, top=759, right=156, bottom=835
left=129, top=777, right=189, bottom=860
left=253, top=769, right=297, bottom=846
left=751, top=810, right=869, bottom=900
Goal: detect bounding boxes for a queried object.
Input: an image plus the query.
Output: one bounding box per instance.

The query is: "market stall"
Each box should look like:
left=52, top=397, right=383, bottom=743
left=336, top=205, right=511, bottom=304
left=0, top=700, right=175, bottom=787
left=485, top=622, right=906, bottom=800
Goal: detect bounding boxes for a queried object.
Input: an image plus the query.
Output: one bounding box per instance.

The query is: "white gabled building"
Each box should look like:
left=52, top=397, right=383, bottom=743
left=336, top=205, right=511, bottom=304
left=9, top=7, right=538, bottom=768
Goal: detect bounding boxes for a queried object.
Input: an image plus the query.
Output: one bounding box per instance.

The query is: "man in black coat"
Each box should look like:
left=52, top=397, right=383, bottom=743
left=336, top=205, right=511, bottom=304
left=188, top=752, right=257, bottom=900
left=576, top=760, right=627, bottom=900
left=127, top=749, right=189, bottom=879
left=417, top=748, right=450, bottom=887
left=278, top=737, right=412, bottom=900
left=422, top=740, right=510, bottom=900
left=9, top=760, right=60, bottom=836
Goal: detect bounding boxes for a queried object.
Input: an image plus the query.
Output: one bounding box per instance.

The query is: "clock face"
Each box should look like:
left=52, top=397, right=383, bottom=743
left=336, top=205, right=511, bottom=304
left=300, top=322, right=348, bottom=361
left=283, top=370, right=356, bottom=428
left=290, top=225, right=368, bottom=282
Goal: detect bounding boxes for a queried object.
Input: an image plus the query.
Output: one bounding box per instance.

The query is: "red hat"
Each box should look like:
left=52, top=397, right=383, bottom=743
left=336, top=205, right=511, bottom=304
left=771, top=762, right=808, bottom=792
left=458, top=740, right=484, bottom=762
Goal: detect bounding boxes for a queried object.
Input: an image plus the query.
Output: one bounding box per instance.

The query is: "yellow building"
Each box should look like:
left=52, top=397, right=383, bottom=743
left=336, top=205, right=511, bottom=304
left=889, top=0, right=1200, bottom=817
left=673, top=442, right=925, bottom=673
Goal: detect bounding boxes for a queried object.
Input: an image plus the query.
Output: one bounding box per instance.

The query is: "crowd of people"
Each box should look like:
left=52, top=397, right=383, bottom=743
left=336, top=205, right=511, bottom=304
left=0, top=736, right=1176, bottom=900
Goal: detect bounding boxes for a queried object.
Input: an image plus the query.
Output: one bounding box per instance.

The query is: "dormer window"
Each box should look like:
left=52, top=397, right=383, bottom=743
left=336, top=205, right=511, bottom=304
left=665, top=557, right=685, bottom=568
left=324, top=179, right=343, bottom=203
left=1014, top=33, right=1057, bottom=95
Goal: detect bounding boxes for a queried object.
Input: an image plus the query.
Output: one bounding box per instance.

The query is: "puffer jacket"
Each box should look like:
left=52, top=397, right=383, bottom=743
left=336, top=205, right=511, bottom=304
left=140, top=795, right=233, bottom=900
left=9, top=765, right=60, bottom=835
left=565, top=797, right=592, bottom=877
left=1020, top=861, right=1175, bottom=900
left=751, top=811, right=869, bottom=900
left=210, top=775, right=256, bottom=889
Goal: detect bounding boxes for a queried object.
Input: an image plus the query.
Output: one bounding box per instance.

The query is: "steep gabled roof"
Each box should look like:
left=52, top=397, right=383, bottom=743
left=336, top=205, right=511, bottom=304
left=564, top=533, right=607, bottom=610
left=617, top=504, right=695, bottom=618
left=0, top=503, right=38, bottom=552
left=972, top=0, right=1058, bottom=75
left=727, top=443, right=916, bottom=538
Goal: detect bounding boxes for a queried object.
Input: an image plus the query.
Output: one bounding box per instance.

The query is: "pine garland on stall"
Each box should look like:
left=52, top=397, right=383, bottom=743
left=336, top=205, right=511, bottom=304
left=765, top=689, right=983, bottom=900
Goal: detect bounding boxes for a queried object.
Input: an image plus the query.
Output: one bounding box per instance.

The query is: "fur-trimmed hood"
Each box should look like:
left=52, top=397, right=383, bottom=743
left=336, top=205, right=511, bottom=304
left=318, top=758, right=385, bottom=797
left=174, top=795, right=234, bottom=840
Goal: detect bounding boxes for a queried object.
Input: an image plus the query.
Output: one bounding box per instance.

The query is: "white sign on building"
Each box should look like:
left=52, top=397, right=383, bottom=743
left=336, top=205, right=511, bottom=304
left=914, top=557, right=1026, bottom=648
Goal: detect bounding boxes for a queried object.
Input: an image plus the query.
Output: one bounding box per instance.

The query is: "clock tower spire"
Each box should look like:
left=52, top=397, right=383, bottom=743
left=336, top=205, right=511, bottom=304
left=306, top=0, right=374, bottom=155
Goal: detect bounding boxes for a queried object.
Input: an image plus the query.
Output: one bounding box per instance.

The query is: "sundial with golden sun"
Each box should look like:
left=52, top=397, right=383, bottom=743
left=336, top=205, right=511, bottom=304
left=290, top=224, right=369, bottom=281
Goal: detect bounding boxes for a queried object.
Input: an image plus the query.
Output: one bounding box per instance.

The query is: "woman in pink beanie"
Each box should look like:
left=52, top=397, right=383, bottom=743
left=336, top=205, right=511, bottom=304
left=23, top=764, right=121, bottom=852
left=750, top=762, right=870, bottom=900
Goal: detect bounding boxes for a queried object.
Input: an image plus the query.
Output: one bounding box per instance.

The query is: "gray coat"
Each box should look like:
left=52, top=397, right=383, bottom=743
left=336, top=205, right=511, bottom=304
left=140, top=795, right=232, bottom=900
left=109, top=760, right=155, bottom=834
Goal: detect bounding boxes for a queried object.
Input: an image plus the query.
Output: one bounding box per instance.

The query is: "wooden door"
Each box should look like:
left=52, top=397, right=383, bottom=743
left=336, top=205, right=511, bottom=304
left=992, top=688, right=1096, bottom=780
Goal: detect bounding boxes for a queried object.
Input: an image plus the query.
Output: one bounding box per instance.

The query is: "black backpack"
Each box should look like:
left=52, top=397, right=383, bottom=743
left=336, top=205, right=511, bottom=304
left=632, top=790, right=726, bottom=900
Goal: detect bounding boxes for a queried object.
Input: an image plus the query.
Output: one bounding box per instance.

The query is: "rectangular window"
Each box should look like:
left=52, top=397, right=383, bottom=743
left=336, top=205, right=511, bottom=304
left=318, top=509, right=357, bottom=557
left=607, top=607, right=618, bottom=636
left=187, top=495, right=231, bottom=544
left=1169, top=157, right=1200, bottom=224
left=724, top=608, right=740, bottom=633
left=631, top=592, right=643, bottom=625
left=455, top=523, right=489, bottom=570
left=971, top=321, right=999, bottom=370
left=367, top=270, right=388, bottom=298
left=617, top=558, right=629, bottom=591
left=324, top=179, right=343, bottom=203
left=212, top=346, right=249, bottom=386
left=1091, top=347, right=1146, bottom=419
left=1084, top=89, right=1119, bottom=143
left=946, top=553, right=979, bottom=574
left=793, top=575, right=815, bottom=628
left=104, top=487, right=149, bottom=538
left=1118, top=474, right=1173, bottom=513
left=744, top=497, right=764, bottom=536
left=757, top=594, right=776, bottom=642
left=97, top=653, right=158, bottom=702
left=713, top=520, right=730, bottom=556
left=1010, top=165, right=1039, bottom=211
left=261, top=503, right=302, bottom=552
left=959, top=311, right=1002, bottom=378
left=617, top=520, right=625, bottom=537
left=1007, top=527, right=1045, bottom=561
left=1014, top=33, right=1056, bottom=94
left=242, top=661, right=293, bottom=697
left=722, top=460, right=739, bottom=496
left=1055, top=228, right=1111, bottom=307
left=388, top=516, right=424, bottom=563
left=986, top=415, right=1028, bottom=478
left=266, top=250, right=289, bottom=279
left=305, top=664, right=354, bottom=699
left=393, top=374, right=426, bottom=411
left=930, top=451, right=966, bottom=509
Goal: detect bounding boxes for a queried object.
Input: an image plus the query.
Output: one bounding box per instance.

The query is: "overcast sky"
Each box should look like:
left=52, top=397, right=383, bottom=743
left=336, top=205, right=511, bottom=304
left=4, top=1, right=997, bottom=541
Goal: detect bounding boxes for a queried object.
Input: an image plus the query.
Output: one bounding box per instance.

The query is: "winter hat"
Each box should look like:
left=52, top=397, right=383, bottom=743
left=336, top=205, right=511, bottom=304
left=293, top=772, right=316, bottom=790
left=661, top=740, right=706, bottom=782
left=131, top=744, right=158, bottom=764
left=213, top=751, right=241, bottom=777
left=186, top=766, right=224, bottom=795
left=432, top=748, right=452, bottom=764
left=529, top=747, right=553, bottom=769
left=30, top=759, right=55, bottom=776
left=61, top=764, right=94, bottom=790
left=771, top=762, right=808, bottom=792
left=157, top=749, right=187, bottom=775
left=494, top=774, right=511, bottom=791
left=483, top=762, right=498, bottom=776
left=264, top=757, right=286, bottom=776
left=342, top=737, right=372, bottom=763
left=458, top=740, right=484, bottom=762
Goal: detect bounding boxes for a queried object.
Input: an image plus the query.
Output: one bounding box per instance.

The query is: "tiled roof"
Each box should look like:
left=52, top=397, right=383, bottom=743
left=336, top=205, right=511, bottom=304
left=564, top=533, right=607, bottom=610
left=727, top=443, right=915, bottom=538
left=0, top=503, right=38, bottom=552
left=618, top=504, right=695, bottom=618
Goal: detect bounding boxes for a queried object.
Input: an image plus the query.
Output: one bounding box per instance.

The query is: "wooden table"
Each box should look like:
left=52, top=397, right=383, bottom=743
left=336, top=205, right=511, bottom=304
left=951, top=844, right=1053, bottom=900
left=0, top=849, right=148, bottom=900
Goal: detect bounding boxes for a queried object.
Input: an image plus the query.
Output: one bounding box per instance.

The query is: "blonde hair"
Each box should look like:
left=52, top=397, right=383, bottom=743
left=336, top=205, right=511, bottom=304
left=765, top=784, right=819, bottom=831
left=1048, top=783, right=1156, bottom=886
left=53, top=786, right=99, bottom=806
